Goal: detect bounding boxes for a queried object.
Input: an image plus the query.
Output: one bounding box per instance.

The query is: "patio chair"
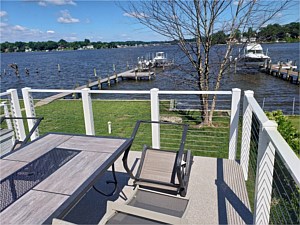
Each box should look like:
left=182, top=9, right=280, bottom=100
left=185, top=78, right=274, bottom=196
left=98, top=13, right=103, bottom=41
left=98, top=187, right=190, bottom=224
left=0, top=117, right=43, bottom=157
left=123, top=120, right=193, bottom=197
left=52, top=188, right=190, bottom=224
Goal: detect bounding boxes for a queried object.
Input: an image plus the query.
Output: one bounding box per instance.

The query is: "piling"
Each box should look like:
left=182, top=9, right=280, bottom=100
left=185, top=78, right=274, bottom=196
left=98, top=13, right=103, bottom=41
left=135, top=69, right=137, bottom=81
left=97, top=77, right=102, bottom=89
left=57, top=64, right=61, bottom=73
left=94, top=68, right=97, bottom=77
left=277, top=63, right=282, bottom=77
left=108, top=75, right=111, bottom=86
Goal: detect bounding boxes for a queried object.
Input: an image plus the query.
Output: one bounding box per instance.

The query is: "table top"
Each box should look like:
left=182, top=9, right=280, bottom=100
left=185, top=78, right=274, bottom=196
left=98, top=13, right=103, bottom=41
left=0, top=133, right=132, bottom=224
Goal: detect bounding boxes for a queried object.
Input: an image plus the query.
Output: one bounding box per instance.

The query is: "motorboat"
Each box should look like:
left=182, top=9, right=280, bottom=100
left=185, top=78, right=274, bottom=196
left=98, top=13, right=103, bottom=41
left=239, top=43, right=270, bottom=66
left=153, top=52, right=168, bottom=67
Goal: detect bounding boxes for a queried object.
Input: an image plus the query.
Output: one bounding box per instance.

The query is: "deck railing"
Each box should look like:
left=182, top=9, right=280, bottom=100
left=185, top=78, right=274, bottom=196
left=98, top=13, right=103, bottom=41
left=241, top=91, right=300, bottom=224
left=20, top=87, right=239, bottom=159
left=1, top=87, right=299, bottom=224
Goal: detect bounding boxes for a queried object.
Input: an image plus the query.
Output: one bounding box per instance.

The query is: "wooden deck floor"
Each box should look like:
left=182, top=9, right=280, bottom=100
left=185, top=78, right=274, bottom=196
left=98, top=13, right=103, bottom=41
left=63, top=152, right=252, bottom=225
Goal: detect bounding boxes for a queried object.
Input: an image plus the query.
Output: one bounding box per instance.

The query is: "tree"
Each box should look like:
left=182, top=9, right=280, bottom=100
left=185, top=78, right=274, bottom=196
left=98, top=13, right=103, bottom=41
left=123, top=0, right=291, bottom=125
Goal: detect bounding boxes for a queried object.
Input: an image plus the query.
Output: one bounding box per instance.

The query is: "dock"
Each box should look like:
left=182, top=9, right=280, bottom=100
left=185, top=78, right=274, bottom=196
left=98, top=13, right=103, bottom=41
left=35, top=69, right=155, bottom=107
left=260, top=61, right=299, bottom=84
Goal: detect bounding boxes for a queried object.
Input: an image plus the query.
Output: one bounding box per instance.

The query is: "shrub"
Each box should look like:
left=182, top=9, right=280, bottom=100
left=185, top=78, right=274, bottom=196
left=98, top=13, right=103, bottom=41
left=266, top=110, right=299, bottom=156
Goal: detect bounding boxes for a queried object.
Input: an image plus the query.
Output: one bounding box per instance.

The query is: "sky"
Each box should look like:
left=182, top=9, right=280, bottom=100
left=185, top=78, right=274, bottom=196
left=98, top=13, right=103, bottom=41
left=0, top=0, right=299, bottom=43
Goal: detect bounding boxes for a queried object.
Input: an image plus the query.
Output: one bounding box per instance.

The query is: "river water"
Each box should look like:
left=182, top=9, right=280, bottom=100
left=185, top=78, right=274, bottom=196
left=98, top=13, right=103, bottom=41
left=1, top=43, right=299, bottom=114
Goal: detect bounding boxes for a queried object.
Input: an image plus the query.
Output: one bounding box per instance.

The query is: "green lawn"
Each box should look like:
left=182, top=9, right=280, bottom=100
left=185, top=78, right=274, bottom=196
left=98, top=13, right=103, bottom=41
left=32, top=99, right=231, bottom=158
left=287, top=115, right=300, bottom=132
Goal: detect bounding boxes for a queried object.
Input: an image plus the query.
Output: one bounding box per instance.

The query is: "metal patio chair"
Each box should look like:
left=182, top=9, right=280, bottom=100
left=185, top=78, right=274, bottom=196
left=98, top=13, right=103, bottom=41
left=123, top=120, right=193, bottom=197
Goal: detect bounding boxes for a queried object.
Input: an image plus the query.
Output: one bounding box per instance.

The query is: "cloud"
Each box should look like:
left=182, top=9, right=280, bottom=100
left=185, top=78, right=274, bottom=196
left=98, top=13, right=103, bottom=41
left=47, top=30, right=55, bottom=34
left=57, top=10, right=79, bottom=23
left=0, top=11, right=8, bottom=17
left=38, top=0, right=76, bottom=6
left=13, top=25, right=27, bottom=31
left=123, top=12, right=148, bottom=19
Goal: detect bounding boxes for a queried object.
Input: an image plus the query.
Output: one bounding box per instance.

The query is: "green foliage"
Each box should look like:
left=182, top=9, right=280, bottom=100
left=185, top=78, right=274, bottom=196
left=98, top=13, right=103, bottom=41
left=258, top=22, right=300, bottom=42
left=265, top=110, right=300, bottom=156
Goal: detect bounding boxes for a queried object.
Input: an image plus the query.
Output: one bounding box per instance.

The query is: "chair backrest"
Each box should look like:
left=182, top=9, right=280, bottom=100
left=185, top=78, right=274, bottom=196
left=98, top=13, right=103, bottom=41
left=0, top=117, right=43, bottom=158
left=122, top=120, right=193, bottom=196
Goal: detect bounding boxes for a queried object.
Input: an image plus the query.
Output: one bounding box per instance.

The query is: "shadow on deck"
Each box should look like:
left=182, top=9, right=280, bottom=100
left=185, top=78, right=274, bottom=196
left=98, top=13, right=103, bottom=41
left=63, top=152, right=253, bottom=225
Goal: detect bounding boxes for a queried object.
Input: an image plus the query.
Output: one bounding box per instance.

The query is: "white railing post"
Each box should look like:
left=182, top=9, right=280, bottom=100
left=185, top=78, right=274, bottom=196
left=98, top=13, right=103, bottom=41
left=22, top=87, right=39, bottom=140
left=229, top=88, right=241, bottom=160
left=81, top=88, right=95, bottom=135
left=253, top=120, right=277, bottom=225
left=150, top=88, right=160, bottom=148
left=1, top=101, right=15, bottom=144
left=7, top=89, right=26, bottom=141
left=241, top=90, right=254, bottom=180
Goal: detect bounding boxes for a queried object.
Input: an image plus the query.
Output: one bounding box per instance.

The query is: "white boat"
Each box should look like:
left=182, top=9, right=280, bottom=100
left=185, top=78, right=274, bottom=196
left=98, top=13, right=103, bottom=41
left=153, top=52, right=168, bottom=67
left=239, top=43, right=270, bottom=66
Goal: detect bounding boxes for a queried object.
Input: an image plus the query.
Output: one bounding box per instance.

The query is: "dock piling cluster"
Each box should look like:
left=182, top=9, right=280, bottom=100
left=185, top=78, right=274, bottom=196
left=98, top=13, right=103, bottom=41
left=260, top=60, right=299, bottom=85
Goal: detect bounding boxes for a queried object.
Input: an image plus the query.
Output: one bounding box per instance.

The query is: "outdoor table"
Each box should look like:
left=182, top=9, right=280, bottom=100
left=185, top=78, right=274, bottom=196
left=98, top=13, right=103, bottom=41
left=0, top=133, right=133, bottom=224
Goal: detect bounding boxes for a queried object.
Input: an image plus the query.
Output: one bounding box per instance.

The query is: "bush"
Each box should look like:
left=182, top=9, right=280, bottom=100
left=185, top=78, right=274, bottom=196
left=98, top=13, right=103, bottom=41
left=266, top=110, right=300, bottom=156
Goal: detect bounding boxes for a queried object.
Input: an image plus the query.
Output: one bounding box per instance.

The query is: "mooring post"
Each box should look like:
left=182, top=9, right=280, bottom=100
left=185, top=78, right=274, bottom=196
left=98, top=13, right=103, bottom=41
left=57, top=64, right=61, bottom=72
left=108, top=75, right=111, bottom=86
left=287, top=66, right=292, bottom=81
left=126, top=61, right=129, bottom=70
left=114, top=64, right=118, bottom=83
left=135, top=69, right=137, bottom=81
left=278, top=62, right=282, bottom=77
left=98, top=77, right=101, bottom=90
left=94, top=68, right=97, bottom=77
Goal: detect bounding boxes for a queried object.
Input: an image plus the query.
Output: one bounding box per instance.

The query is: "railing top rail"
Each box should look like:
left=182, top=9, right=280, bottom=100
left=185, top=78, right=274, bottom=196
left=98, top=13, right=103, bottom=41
left=0, top=92, right=10, bottom=97
left=158, top=90, right=232, bottom=95
left=246, top=95, right=269, bottom=124
left=24, top=88, right=233, bottom=95
left=27, top=89, right=82, bottom=94
left=88, top=90, right=150, bottom=94
left=266, top=128, right=300, bottom=187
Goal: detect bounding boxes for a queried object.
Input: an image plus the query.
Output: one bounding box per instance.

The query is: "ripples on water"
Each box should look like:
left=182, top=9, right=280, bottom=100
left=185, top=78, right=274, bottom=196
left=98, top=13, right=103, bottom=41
left=0, top=43, right=299, bottom=114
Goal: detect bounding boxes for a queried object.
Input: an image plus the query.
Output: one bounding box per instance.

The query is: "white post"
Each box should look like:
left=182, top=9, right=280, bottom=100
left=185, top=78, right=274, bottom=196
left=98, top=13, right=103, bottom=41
left=253, top=120, right=277, bottom=225
left=150, top=88, right=160, bottom=149
left=241, top=90, right=254, bottom=180
left=1, top=101, right=15, bottom=144
left=22, top=87, right=39, bottom=140
left=81, top=88, right=95, bottom=135
left=8, top=89, right=26, bottom=141
left=228, top=88, right=241, bottom=160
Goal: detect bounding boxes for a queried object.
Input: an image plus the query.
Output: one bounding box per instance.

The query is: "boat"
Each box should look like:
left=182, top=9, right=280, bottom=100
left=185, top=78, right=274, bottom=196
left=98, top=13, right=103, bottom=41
left=137, top=52, right=173, bottom=70
left=153, top=52, right=168, bottom=67
left=239, top=42, right=270, bottom=66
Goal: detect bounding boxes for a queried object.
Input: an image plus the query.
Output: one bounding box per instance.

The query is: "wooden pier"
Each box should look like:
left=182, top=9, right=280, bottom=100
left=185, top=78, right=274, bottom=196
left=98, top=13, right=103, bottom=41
left=35, top=69, right=155, bottom=107
left=260, top=61, right=299, bottom=85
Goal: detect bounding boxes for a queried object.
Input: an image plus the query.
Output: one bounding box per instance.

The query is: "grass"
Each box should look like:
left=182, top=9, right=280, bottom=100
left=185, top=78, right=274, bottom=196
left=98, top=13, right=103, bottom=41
left=32, top=99, right=231, bottom=158
left=287, top=115, right=300, bottom=132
